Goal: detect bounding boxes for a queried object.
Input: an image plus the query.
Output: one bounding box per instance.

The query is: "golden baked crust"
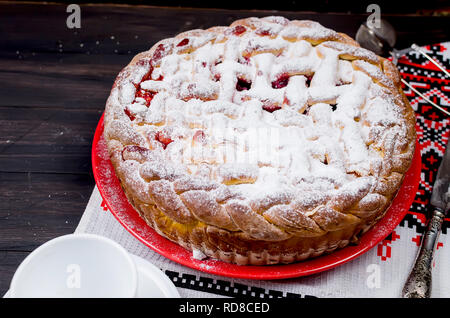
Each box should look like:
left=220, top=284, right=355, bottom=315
left=103, top=16, right=416, bottom=265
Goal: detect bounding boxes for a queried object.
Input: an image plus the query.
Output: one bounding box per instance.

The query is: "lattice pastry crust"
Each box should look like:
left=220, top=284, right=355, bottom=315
left=104, top=17, right=416, bottom=265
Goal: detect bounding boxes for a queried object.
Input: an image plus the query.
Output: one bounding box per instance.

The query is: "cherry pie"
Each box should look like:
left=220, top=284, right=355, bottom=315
left=103, top=17, right=416, bottom=265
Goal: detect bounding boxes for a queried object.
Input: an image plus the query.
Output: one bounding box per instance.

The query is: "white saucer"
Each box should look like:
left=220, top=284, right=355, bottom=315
left=131, top=254, right=180, bottom=298
left=3, top=254, right=179, bottom=298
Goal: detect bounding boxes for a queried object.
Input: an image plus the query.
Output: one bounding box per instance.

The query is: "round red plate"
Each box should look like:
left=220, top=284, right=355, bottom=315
left=92, top=114, right=421, bottom=280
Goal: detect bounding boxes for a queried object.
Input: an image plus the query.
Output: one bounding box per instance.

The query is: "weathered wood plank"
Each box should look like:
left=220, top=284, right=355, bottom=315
left=0, top=4, right=448, bottom=110
left=0, top=107, right=101, bottom=173
left=0, top=251, right=28, bottom=295
left=0, top=172, right=94, bottom=251
left=1, top=3, right=448, bottom=58
left=0, top=67, right=115, bottom=109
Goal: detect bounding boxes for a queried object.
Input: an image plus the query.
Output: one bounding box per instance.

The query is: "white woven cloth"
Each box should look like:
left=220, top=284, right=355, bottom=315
left=75, top=186, right=450, bottom=298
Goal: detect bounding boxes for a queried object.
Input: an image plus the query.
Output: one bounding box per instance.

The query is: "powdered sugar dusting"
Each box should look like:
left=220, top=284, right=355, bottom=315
left=192, top=249, right=208, bottom=260
left=108, top=16, right=412, bottom=211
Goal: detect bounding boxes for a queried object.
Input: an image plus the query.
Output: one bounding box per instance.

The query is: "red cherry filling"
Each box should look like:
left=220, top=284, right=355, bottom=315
left=232, top=25, right=247, bottom=35
left=262, top=104, right=282, bottom=113
left=124, top=108, right=135, bottom=121
left=193, top=130, right=206, bottom=144
left=236, top=78, right=251, bottom=91
left=305, top=75, right=313, bottom=87
left=133, top=63, right=163, bottom=107
left=155, top=131, right=173, bottom=149
left=136, top=90, right=156, bottom=107
left=177, top=38, right=189, bottom=47
left=271, top=74, right=290, bottom=89
left=152, top=43, right=168, bottom=63
left=238, top=56, right=250, bottom=65
left=256, top=28, right=271, bottom=36
left=125, top=145, right=148, bottom=154
left=138, top=64, right=154, bottom=83
left=121, top=145, right=149, bottom=160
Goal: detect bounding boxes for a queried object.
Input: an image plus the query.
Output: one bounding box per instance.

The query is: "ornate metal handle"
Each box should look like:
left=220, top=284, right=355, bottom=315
left=402, top=208, right=445, bottom=298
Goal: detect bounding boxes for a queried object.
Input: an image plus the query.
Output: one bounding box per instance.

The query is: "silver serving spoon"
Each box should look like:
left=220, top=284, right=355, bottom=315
left=356, top=19, right=450, bottom=116
left=356, top=19, right=397, bottom=57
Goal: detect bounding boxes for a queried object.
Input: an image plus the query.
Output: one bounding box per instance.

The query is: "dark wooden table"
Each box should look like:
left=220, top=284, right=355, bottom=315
left=0, top=2, right=448, bottom=295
